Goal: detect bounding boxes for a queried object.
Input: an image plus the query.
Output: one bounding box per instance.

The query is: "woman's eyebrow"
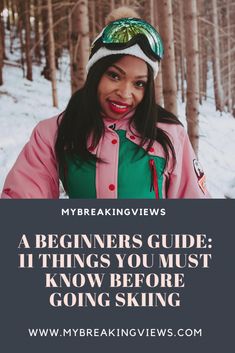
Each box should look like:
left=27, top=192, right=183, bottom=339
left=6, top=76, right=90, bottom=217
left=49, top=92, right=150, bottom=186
left=111, top=64, right=148, bottom=79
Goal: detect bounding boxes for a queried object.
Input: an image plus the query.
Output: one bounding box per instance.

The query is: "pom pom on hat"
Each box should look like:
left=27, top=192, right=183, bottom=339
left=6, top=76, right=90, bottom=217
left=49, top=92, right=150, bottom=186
left=105, top=6, right=140, bottom=25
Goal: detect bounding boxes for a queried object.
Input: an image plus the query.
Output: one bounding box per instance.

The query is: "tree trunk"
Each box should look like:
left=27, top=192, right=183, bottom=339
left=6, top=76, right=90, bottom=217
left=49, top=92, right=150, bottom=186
left=110, top=0, right=115, bottom=12
left=178, top=0, right=185, bottom=103
left=47, top=0, right=58, bottom=107
left=0, top=0, right=6, bottom=60
left=70, top=0, right=90, bottom=93
left=155, top=67, right=164, bottom=106
left=34, top=0, right=42, bottom=63
left=198, top=0, right=208, bottom=102
left=97, top=0, right=104, bottom=32
left=220, top=2, right=228, bottom=103
left=0, top=0, right=4, bottom=85
left=184, top=0, right=200, bottom=155
left=153, top=0, right=163, bottom=105
left=17, top=0, right=25, bottom=77
left=89, top=0, right=96, bottom=40
left=6, top=0, right=10, bottom=31
left=8, top=0, right=14, bottom=53
left=53, top=0, right=65, bottom=70
left=198, top=0, right=203, bottom=104
left=232, top=0, right=235, bottom=116
left=24, top=0, right=33, bottom=81
left=226, top=0, right=232, bottom=113
left=41, top=0, right=50, bottom=80
left=211, top=0, right=224, bottom=112
left=149, top=0, right=154, bottom=25
left=156, top=0, right=178, bottom=116
left=11, top=0, right=16, bottom=27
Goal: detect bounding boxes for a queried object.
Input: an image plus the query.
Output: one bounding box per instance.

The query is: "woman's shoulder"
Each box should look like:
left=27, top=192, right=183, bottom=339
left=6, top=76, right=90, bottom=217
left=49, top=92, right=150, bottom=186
left=34, top=115, right=60, bottom=134
left=32, top=114, right=62, bottom=144
left=157, top=120, right=185, bottom=133
left=157, top=121, right=187, bottom=142
left=155, top=105, right=186, bottom=140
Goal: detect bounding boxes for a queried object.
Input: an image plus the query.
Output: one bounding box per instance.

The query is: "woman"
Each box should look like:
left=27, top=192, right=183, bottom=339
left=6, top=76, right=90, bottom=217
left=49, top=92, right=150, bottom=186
left=1, top=16, right=210, bottom=199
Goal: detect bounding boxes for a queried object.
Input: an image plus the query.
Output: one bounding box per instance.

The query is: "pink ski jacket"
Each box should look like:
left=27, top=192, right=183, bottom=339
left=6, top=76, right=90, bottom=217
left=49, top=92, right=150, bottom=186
left=1, top=115, right=210, bottom=199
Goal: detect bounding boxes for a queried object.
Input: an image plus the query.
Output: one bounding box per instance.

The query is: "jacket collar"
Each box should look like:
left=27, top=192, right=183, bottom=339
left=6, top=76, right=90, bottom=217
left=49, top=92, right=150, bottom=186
left=102, top=109, right=136, bottom=130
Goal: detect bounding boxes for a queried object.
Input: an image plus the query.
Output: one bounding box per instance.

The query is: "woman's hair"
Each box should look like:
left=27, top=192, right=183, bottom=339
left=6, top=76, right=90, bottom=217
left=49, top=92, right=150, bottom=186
left=55, top=54, right=181, bottom=179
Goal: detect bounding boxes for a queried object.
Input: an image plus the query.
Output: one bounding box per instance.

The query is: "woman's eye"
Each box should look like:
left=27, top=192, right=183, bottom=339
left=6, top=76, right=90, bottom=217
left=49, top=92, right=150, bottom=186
left=106, top=71, right=119, bottom=80
left=135, top=81, right=147, bottom=88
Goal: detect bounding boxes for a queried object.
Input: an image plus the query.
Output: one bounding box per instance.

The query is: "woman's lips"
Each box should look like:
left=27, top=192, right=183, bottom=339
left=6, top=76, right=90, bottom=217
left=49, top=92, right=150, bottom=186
left=107, top=100, right=131, bottom=114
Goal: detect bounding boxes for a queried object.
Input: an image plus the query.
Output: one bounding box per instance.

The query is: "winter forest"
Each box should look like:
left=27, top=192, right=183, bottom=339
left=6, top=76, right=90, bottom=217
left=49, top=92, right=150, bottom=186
left=0, top=0, right=235, bottom=198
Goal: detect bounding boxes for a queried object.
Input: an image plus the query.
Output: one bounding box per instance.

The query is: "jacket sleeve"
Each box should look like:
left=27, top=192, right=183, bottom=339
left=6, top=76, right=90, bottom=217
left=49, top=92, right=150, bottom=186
left=166, top=128, right=211, bottom=199
left=1, top=120, right=59, bottom=199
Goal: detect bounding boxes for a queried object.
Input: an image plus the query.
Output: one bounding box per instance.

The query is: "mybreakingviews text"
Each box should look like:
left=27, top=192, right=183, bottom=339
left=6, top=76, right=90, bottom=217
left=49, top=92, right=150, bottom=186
left=27, top=327, right=203, bottom=338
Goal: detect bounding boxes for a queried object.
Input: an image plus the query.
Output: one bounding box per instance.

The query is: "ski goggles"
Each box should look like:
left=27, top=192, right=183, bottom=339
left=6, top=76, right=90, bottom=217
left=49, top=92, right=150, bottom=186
left=90, top=18, right=164, bottom=62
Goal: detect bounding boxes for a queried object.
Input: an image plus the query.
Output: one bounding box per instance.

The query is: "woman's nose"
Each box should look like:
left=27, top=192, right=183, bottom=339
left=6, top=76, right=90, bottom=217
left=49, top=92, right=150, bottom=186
left=117, top=82, right=132, bottom=99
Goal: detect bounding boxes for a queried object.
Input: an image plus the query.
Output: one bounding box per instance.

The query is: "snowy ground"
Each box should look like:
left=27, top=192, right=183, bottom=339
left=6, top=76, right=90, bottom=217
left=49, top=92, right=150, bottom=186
left=0, top=54, right=235, bottom=198
left=178, top=99, right=235, bottom=198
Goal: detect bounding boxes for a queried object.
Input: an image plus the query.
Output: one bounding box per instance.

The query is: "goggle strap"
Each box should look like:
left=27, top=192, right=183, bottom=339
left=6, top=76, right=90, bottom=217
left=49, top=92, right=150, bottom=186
left=86, top=44, right=159, bottom=78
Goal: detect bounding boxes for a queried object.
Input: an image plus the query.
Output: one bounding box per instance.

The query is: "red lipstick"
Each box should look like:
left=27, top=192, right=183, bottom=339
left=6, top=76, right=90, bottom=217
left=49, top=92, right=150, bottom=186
left=108, top=100, right=131, bottom=114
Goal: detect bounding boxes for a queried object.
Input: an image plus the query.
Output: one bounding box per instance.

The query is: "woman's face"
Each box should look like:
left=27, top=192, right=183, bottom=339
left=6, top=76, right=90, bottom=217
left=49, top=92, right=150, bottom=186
left=97, top=55, right=148, bottom=120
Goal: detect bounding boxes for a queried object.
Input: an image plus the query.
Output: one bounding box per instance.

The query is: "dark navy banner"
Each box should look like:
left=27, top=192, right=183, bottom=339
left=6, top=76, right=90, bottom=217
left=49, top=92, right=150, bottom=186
left=0, top=200, right=234, bottom=353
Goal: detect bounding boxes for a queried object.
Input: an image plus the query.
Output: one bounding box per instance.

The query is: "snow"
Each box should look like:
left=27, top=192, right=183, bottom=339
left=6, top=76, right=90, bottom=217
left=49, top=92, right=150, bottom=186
left=0, top=36, right=235, bottom=198
left=178, top=101, right=235, bottom=198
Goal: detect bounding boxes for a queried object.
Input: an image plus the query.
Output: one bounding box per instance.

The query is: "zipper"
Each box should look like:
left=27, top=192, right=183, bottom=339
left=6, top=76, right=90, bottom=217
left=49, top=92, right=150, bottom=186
left=149, top=159, right=159, bottom=199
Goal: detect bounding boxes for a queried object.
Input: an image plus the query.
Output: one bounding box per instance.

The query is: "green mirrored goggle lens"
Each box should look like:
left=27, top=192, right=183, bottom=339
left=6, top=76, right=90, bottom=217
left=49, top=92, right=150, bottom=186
left=102, top=18, right=164, bottom=60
